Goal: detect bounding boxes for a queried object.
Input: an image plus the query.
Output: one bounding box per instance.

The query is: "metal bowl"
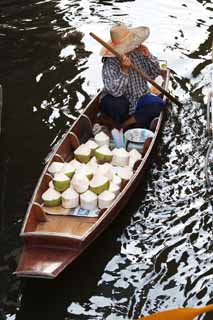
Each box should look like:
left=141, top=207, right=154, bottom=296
left=124, top=128, right=154, bottom=152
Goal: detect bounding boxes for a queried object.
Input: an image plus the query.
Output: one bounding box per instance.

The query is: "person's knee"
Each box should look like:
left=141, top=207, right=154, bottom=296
left=100, top=95, right=129, bottom=124
left=134, top=102, right=164, bottom=128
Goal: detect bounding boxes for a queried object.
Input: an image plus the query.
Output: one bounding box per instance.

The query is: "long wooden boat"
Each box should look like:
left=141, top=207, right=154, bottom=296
left=15, top=68, right=170, bottom=279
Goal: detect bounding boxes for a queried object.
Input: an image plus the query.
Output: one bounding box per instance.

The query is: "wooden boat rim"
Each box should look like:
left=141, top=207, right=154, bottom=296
left=21, top=68, right=170, bottom=236
left=20, top=111, right=163, bottom=241
left=20, top=67, right=169, bottom=239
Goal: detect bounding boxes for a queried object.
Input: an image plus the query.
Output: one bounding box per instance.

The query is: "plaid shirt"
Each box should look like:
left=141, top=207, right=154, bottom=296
left=101, top=51, right=161, bottom=114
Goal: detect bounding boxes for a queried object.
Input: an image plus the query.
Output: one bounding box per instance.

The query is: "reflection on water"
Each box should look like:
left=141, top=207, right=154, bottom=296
left=0, top=0, right=212, bottom=319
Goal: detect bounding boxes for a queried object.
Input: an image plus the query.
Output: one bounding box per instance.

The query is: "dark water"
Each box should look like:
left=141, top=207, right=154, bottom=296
left=0, top=0, right=212, bottom=319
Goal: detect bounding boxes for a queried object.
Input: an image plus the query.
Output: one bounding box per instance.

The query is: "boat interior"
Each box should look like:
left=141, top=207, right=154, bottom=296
left=21, top=69, right=169, bottom=243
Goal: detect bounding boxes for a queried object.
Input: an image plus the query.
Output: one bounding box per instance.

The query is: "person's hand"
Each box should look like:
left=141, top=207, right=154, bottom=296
left=120, top=55, right=131, bottom=74
left=136, top=44, right=150, bottom=57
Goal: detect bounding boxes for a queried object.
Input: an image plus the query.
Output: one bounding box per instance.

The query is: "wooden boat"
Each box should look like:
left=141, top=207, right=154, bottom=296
left=15, top=68, right=170, bottom=279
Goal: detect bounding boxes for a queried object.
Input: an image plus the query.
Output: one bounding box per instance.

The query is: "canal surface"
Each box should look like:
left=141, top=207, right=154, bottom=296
left=0, top=0, right=212, bottom=319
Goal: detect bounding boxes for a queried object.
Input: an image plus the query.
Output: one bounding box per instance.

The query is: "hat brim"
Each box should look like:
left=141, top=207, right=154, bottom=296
left=100, top=26, right=150, bottom=57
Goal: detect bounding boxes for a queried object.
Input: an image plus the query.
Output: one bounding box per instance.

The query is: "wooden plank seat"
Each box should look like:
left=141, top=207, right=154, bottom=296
left=35, top=214, right=96, bottom=236
left=23, top=203, right=98, bottom=240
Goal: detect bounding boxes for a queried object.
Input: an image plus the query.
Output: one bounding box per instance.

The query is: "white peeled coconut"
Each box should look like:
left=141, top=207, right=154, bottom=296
left=69, top=159, right=82, bottom=170
left=111, top=174, right=122, bottom=188
left=60, top=162, right=76, bottom=178
left=53, top=173, right=70, bottom=192
left=98, top=190, right=115, bottom=209
left=48, top=161, right=64, bottom=174
left=111, top=165, right=119, bottom=175
left=96, top=163, right=114, bottom=180
left=87, top=156, right=98, bottom=172
left=109, top=182, right=120, bottom=197
left=95, top=145, right=113, bottom=164
left=61, top=187, right=79, bottom=209
left=116, top=166, right=133, bottom=182
left=128, top=149, right=142, bottom=168
left=85, top=139, right=99, bottom=155
left=80, top=190, right=98, bottom=210
left=71, top=173, right=90, bottom=194
left=112, top=148, right=129, bottom=167
left=74, top=144, right=91, bottom=163
left=94, top=131, right=110, bottom=146
left=42, top=187, right=61, bottom=207
left=76, top=163, right=94, bottom=180
left=89, top=175, right=109, bottom=195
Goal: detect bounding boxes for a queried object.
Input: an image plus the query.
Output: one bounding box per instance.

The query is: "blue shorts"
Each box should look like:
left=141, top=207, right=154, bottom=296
left=100, top=93, right=165, bottom=128
left=134, top=93, right=166, bottom=128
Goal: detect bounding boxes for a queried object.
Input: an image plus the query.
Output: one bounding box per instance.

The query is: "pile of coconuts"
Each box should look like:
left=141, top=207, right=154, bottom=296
left=42, top=131, right=142, bottom=211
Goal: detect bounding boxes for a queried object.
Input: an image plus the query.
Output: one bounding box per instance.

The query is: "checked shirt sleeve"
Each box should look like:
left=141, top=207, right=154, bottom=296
left=102, top=58, right=129, bottom=97
left=142, top=54, right=161, bottom=80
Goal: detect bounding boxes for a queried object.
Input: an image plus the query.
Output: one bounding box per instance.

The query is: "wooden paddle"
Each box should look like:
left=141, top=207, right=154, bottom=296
left=137, top=304, right=213, bottom=320
left=90, top=32, right=182, bottom=107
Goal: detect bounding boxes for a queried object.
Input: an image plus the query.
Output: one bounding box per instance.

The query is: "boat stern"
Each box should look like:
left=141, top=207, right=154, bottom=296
left=14, top=245, right=79, bottom=279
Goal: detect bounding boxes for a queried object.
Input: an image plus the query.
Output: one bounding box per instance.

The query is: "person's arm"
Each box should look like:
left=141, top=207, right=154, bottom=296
left=136, top=45, right=161, bottom=79
left=102, top=57, right=130, bottom=97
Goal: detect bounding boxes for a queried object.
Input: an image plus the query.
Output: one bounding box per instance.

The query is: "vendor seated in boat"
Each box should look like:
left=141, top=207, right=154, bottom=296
left=99, top=23, right=166, bottom=130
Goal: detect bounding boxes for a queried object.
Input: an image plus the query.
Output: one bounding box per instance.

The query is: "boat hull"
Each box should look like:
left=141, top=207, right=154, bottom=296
left=15, top=69, right=170, bottom=279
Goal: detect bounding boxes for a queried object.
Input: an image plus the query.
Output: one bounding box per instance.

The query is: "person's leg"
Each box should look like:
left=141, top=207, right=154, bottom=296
left=121, top=114, right=137, bottom=130
left=121, top=94, right=165, bottom=130
left=134, top=102, right=165, bottom=128
left=100, top=95, right=129, bottom=126
left=125, top=94, right=165, bottom=129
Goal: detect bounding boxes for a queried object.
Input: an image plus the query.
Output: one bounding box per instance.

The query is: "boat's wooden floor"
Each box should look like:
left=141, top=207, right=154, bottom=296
left=36, top=215, right=96, bottom=236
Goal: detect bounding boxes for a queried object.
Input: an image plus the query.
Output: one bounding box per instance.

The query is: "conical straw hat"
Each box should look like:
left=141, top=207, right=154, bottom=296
left=100, top=23, right=150, bottom=57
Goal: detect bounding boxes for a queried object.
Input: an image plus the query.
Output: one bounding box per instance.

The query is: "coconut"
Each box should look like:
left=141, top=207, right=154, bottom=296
left=69, top=159, right=82, bottom=170
left=80, top=190, right=98, bottom=210
left=71, top=173, right=90, bottom=194
left=89, top=175, right=109, bottom=195
left=42, top=187, right=61, bottom=207
left=87, top=156, right=98, bottom=172
left=109, top=182, right=120, bottom=197
left=48, top=161, right=64, bottom=175
left=76, top=163, right=94, bottom=180
left=116, top=166, right=133, bottom=182
left=112, top=148, right=129, bottom=167
left=85, top=139, right=99, bottom=155
left=53, top=173, right=70, bottom=192
left=74, top=144, right=91, bottom=163
left=95, top=145, right=113, bottom=164
left=129, top=149, right=142, bottom=168
left=94, top=131, right=110, bottom=146
left=111, top=174, right=122, bottom=188
left=98, top=190, right=115, bottom=209
left=111, top=165, right=119, bottom=175
left=61, top=187, right=79, bottom=209
left=96, top=163, right=114, bottom=180
left=60, top=162, right=76, bottom=178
